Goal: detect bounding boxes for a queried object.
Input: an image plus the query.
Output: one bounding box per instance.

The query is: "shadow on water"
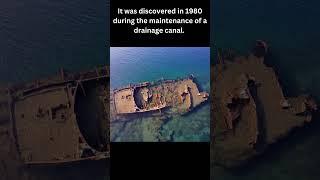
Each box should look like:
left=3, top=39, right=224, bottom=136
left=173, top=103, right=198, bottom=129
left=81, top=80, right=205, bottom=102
left=113, top=106, right=171, bottom=122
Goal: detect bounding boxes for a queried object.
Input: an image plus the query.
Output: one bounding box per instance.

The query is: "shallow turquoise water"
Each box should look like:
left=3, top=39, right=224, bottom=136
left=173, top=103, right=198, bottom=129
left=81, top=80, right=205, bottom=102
left=110, top=47, right=210, bottom=142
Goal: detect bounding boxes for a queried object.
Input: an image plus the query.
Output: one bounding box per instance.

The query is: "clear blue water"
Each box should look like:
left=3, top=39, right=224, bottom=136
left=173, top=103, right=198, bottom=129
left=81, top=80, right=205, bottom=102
left=111, top=47, right=210, bottom=90
left=110, top=47, right=210, bottom=142
left=213, top=0, right=320, bottom=179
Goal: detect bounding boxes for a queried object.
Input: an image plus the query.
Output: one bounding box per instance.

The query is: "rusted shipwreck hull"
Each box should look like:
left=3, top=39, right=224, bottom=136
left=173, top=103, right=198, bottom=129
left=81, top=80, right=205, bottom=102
left=212, top=41, right=318, bottom=168
left=7, top=66, right=110, bottom=164
left=111, top=76, right=209, bottom=117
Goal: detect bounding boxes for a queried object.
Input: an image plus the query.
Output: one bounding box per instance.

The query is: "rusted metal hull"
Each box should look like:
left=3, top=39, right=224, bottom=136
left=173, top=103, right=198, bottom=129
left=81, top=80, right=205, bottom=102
left=8, top=66, right=110, bottom=165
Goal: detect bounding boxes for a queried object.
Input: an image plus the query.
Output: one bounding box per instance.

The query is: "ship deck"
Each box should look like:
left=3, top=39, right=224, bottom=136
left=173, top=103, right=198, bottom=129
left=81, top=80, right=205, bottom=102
left=10, top=66, right=110, bottom=164
left=0, top=67, right=110, bottom=179
left=111, top=78, right=208, bottom=116
left=113, top=88, right=137, bottom=114
left=236, top=55, right=308, bottom=144
left=13, top=86, right=80, bottom=163
left=213, top=55, right=310, bottom=167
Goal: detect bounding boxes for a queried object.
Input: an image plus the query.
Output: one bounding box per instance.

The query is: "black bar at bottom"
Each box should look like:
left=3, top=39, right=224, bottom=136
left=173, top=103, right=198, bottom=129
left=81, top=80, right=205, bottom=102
left=110, top=142, right=210, bottom=179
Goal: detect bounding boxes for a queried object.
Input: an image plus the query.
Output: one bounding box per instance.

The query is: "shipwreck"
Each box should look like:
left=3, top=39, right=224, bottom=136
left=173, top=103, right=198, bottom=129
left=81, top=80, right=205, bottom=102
left=212, top=41, right=318, bottom=168
left=6, top=66, right=110, bottom=164
left=111, top=76, right=209, bottom=120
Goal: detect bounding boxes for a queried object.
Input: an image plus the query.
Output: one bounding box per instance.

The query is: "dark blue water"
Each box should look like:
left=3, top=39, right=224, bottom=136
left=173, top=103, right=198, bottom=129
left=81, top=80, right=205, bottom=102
left=214, top=0, right=320, bottom=97
left=213, top=0, right=320, bottom=179
left=110, top=47, right=210, bottom=142
left=0, top=0, right=108, bottom=85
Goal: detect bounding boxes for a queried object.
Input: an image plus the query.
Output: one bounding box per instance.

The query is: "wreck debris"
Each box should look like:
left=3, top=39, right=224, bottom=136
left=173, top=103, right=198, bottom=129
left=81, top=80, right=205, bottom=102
left=111, top=76, right=209, bottom=119
left=7, top=67, right=110, bottom=164
left=212, top=41, right=317, bottom=167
